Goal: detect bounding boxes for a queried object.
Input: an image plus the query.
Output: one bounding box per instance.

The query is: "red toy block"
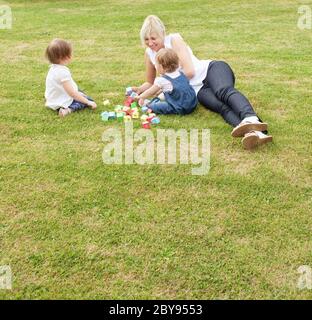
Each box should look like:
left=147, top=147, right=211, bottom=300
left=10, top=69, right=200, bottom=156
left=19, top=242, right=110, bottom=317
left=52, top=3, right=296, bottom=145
left=122, top=106, right=131, bottom=115
left=147, top=115, right=155, bottom=123
left=142, top=121, right=151, bottom=129
left=124, top=96, right=134, bottom=107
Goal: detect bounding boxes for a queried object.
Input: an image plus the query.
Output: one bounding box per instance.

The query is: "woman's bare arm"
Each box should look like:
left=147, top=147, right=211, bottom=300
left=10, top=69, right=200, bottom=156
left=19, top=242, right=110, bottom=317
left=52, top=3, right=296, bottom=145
left=132, top=52, right=156, bottom=94
left=171, top=34, right=195, bottom=79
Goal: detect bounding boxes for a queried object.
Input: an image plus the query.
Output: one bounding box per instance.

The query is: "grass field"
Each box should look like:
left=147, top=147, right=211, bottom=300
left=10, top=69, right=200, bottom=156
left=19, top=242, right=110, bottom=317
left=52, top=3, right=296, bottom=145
left=0, top=0, right=312, bottom=299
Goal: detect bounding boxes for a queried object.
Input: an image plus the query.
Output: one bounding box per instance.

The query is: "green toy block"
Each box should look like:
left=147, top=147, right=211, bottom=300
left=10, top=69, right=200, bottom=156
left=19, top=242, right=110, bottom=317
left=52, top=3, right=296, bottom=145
left=117, top=112, right=125, bottom=121
left=130, top=101, right=138, bottom=109
left=114, top=105, right=123, bottom=112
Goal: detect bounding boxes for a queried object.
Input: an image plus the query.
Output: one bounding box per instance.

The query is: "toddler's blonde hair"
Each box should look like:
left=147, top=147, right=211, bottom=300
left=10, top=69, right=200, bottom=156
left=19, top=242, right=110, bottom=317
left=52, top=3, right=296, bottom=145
left=156, top=48, right=179, bottom=73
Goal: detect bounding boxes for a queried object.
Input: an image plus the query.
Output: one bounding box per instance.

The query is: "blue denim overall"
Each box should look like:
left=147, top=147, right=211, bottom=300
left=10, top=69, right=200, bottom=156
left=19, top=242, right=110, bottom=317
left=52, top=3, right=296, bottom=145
left=149, top=72, right=198, bottom=115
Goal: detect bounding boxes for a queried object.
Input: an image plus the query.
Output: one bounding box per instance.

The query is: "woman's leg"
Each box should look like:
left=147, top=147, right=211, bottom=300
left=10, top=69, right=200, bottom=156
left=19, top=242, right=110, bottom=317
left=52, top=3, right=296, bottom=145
left=197, top=86, right=241, bottom=127
left=204, top=61, right=257, bottom=120
left=200, top=61, right=271, bottom=148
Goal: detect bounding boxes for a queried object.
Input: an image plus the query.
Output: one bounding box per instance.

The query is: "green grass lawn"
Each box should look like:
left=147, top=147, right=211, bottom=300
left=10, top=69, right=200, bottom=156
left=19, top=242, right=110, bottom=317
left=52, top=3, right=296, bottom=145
left=0, top=0, right=312, bottom=299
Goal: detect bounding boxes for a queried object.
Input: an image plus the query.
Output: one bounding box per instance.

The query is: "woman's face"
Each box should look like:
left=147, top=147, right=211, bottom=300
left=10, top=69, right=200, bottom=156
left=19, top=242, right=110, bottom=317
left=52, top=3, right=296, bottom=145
left=144, top=33, right=164, bottom=52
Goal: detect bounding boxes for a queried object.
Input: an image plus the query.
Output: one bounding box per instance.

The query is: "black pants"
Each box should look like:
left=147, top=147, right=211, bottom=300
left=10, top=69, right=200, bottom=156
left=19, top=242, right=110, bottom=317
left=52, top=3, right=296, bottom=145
left=197, top=61, right=257, bottom=127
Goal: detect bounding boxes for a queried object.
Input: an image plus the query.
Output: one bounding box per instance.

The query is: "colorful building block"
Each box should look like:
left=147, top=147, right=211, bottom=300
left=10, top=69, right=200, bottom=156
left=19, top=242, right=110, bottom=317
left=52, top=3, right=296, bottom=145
left=141, top=106, right=148, bottom=113
left=101, top=111, right=109, bottom=121
left=124, top=96, right=134, bottom=107
left=117, top=112, right=124, bottom=121
left=140, top=114, right=148, bottom=121
left=130, top=101, right=138, bottom=109
left=114, top=105, right=123, bottom=112
left=142, top=121, right=151, bottom=129
left=124, top=115, right=132, bottom=122
left=151, top=117, right=160, bottom=125
left=147, top=115, right=155, bottom=122
left=125, top=87, right=133, bottom=96
left=108, top=111, right=116, bottom=120
left=103, top=99, right=110, bottom=106
left=122, top=106, right=131, bottom=114
left=132, top=110, right=139, bottom=119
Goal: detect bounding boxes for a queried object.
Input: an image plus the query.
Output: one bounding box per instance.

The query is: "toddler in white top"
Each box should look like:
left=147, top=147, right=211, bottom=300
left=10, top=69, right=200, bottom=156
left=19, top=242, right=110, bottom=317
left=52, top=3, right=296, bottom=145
left=45, top=39, right=97, bottom=117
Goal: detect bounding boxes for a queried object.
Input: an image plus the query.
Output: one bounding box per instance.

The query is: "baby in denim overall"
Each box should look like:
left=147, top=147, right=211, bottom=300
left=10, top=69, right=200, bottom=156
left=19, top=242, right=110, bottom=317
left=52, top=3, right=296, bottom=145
left=136, top=48, right=198, bottom=115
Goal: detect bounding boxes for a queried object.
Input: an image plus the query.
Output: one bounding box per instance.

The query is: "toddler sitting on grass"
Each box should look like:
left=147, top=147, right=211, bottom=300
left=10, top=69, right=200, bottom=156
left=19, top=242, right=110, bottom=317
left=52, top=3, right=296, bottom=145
left=44, top=38, right=97, bottom=117
left=134, top=48, right=198, bottom=115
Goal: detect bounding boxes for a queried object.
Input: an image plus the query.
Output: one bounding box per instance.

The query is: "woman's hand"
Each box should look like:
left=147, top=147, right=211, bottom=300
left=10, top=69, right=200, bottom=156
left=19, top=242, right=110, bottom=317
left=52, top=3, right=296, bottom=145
left=131, top=86, right=140, bottom=93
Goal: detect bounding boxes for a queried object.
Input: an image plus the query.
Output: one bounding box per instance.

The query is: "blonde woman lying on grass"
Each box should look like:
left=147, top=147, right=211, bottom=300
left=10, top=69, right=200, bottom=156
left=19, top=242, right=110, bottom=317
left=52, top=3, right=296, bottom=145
left=132, top=15, right=272, bottom=150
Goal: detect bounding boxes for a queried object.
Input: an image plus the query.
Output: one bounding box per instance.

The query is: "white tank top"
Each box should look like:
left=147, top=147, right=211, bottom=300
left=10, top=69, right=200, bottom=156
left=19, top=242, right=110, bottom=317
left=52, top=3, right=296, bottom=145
left=146, top=33, right=211, bottom=94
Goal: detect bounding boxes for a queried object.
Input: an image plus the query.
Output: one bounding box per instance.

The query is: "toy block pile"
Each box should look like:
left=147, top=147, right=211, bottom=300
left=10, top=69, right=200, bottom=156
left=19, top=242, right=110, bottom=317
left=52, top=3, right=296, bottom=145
left=100, top=87, right=160, bottom=129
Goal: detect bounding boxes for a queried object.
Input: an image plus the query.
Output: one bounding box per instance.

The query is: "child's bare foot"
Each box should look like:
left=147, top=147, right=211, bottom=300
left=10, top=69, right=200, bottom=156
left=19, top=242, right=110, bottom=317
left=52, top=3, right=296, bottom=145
left=58, top=107, right=72, bottom=117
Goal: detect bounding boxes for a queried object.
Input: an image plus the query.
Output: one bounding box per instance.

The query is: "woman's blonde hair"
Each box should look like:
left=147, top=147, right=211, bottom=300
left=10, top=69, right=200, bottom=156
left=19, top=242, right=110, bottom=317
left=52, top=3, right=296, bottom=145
left=140, top=15, right=166, bottom=46
left=156, top=48, right=179, bottom=73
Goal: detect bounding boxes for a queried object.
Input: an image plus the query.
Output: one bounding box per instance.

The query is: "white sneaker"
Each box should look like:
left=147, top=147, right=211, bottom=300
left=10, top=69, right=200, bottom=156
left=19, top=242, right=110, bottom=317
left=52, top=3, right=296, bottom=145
left=231, top=121, right=268, bottom=137
left=242, top=131, right=273, bottom=150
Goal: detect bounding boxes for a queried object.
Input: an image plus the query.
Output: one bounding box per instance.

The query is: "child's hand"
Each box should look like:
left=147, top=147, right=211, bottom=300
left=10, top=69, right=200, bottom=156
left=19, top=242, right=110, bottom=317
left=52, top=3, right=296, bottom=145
left=133, top=95, right=140, bottom=102
left=138, top=98, right=145, bottom=107
left=88, top=101, right=97, bottom=110
left=131, top=86, right=139, bottom=93
left=125, top=86, right=139, bottom=96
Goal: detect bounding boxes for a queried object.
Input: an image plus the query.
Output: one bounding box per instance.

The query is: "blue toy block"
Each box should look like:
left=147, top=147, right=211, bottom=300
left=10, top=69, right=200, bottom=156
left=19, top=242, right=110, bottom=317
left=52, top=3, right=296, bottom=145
left=125, top=87, right=133, bottom=96
left=101, top=111, right=109, bottom=121
left=108, top=111, right=116, bottom=120
left=141, top=106, right=148, bottom=113
left=151, top=117, right=160, bottom=125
